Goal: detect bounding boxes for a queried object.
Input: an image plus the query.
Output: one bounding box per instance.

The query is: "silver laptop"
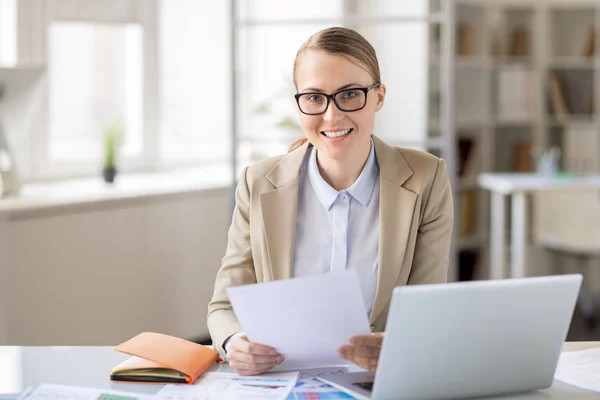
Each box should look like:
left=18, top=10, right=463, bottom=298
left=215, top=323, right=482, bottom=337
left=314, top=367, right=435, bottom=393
left=318, top=274, right=582, bottom=400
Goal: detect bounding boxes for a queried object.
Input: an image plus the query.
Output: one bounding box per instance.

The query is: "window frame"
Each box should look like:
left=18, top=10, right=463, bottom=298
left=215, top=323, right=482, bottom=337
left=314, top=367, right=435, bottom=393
left=17, top=0, right=159, bottom=182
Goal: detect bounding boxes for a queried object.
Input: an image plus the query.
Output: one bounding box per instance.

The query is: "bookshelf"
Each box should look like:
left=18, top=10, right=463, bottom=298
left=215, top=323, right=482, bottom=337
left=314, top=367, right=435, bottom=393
left=452, top=0, right=600, bottom=280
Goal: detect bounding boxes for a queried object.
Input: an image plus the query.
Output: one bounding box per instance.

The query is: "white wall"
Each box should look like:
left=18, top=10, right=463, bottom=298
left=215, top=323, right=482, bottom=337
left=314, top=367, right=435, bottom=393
left=0, top=187, right=230, bottom=345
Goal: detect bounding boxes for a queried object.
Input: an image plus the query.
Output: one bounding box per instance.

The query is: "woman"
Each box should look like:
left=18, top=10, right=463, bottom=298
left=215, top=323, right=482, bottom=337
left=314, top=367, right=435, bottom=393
left=208, top=27, right=453, bottom=376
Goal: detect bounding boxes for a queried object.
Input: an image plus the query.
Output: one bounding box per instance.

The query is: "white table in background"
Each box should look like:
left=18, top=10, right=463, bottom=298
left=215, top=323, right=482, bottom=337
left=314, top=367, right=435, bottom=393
left=477, top=173, right=600, bottom=279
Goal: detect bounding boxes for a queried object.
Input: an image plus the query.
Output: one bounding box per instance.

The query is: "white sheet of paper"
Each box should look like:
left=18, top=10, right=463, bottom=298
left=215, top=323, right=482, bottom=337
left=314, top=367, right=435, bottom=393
left=157, top=371, right=298, bottom=400
left=226, top=270, right=372, bottom=370
left=554, top=347, right=600, bottom=392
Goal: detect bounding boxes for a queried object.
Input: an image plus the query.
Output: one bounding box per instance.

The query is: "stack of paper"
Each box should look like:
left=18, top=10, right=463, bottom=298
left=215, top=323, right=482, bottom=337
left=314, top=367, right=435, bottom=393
left=554, top=347, right=600, bottom=392
left=226, top=270, right=371, bottom=370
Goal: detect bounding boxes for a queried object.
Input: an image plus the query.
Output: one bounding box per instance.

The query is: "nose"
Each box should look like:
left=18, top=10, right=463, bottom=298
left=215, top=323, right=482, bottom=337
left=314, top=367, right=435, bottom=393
left=323, top=98, right=344, bottom=122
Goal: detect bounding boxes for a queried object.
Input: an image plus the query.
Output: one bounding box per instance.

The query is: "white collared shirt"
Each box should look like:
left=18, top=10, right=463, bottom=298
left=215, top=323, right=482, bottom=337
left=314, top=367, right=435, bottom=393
left=293, top=138, right=380, bottom=315
left=224, top=139, right=381, bottom=352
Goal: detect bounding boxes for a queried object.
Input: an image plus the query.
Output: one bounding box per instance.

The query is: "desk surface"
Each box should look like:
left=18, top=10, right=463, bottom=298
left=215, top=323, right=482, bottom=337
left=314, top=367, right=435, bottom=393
left=477, top=173, right=600, bottom=194
left=1, top=343, right=599, bottom=399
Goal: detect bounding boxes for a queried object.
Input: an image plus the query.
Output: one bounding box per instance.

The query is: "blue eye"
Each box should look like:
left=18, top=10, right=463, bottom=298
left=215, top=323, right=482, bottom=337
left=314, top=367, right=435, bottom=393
left=307, top=94, right=324, bottom=103
left=341, top=90, right=359, bottom=99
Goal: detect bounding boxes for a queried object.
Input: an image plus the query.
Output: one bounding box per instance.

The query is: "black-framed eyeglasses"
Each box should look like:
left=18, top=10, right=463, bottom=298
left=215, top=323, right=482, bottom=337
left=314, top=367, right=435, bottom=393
left=294, top=83, right=381, bottom=115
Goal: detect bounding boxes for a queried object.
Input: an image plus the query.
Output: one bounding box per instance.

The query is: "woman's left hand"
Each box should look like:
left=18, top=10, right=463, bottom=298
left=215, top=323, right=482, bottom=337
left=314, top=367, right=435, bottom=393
left=337, top=333, right=384, bottom=372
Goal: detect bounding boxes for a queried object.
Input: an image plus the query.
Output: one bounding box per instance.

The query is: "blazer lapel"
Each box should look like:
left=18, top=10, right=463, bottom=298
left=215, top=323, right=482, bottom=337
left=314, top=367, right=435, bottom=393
left=260, top=142, right=310, bottom=281
left=369, top=136, right=417, bottom=325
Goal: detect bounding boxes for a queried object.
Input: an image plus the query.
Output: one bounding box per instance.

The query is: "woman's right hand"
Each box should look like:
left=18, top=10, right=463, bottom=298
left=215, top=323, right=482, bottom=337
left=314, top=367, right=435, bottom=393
left=227, top=335, right=284, bottom=376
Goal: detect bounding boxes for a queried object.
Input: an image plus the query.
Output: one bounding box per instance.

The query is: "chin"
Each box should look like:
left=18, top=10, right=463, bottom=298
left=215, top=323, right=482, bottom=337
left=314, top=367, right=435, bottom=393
left=320, top=146, right=353, bottom=161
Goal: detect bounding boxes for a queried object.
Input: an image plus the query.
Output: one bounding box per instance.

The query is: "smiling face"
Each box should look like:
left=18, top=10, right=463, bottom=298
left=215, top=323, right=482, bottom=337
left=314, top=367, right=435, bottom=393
left=294, top=49, right=386, bottom=163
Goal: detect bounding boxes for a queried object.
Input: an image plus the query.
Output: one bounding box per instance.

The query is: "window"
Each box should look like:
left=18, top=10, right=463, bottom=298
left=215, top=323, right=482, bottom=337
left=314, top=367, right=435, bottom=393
left=159, top=0, right=231, bottom=166
left=0, top=0, right=16, bottom=67
left=47, top=23, right=143, bottom=163
left=16, top=0, right=232, bottom=182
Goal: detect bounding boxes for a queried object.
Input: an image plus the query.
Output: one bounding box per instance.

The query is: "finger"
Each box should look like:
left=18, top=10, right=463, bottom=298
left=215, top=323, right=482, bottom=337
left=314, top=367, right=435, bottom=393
left=233, top=337, right=280, bottom=356
left=339, top=344, right=381, bottom=359
left=337, top=348, right=379, bottom=373
left=229, top=359, right=278, bottom=372
left=228, top=350, right=283, bottom=365
left=230, top=361, right=278, bottom=376
left=352, top=356, right=379, bottom=373
left=349, top=333, right=384, bottom=347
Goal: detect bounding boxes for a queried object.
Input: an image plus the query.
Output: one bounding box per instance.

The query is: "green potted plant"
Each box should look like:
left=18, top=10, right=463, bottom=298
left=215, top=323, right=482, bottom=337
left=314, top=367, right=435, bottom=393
left=102, top=119, right=122, bottom=184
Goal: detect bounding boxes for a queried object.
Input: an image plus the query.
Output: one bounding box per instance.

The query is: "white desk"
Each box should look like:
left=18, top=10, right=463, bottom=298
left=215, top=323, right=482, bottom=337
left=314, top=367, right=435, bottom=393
left=478, top=173, right=600, bottom=279
left=0, top=344, right=599, bottom=399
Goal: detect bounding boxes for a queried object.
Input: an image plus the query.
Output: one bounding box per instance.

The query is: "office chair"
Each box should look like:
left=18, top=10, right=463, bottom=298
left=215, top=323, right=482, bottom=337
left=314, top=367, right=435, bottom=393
left=534, top=190, right=600, bottom=329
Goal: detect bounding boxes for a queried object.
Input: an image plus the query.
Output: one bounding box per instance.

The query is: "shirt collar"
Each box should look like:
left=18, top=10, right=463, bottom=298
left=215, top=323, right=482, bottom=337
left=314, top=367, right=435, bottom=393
left=308, top=137, right=379, bottom=210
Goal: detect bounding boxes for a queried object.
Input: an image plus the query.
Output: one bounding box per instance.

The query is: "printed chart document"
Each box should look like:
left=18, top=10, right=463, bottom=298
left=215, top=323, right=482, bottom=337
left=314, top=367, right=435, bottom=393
left=227, top=270, right=372, bottom=370
left=286, top=367, right=353, bottom=399
left=555, top=346, right=600, bottom=393
left=157, top=371, right=298, bottom=400
left=23, top=384, right=158, bottom=400
left=156, top=368, right=351, bottom=400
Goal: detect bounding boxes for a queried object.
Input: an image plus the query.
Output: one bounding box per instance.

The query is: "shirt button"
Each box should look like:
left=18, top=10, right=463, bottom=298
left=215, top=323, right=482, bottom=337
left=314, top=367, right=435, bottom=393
left=340, top=194, right=346, bottom=200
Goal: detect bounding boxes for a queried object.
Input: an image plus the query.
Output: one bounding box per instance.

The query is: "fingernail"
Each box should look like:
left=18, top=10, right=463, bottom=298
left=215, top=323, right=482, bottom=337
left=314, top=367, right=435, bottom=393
left=276, top=356, right=284, bottom=364
left=269, top=350, right=278, bottom=355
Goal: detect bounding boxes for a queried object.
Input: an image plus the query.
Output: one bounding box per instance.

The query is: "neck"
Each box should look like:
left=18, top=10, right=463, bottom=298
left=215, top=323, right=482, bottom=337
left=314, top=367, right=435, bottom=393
left=316, top=140, right=372, bottom=191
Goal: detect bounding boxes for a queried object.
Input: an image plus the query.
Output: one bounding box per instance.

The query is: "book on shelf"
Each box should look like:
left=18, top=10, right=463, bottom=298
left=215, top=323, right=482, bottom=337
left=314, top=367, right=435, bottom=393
left=457, top=23, right=475, bottom=56
left=582, top=27, right=596, bottom=58
left=548, top=73, right=569, bottom=119
left=564, top=126, right=600, bottom=173
left=513, top=141, right=532, bottom=173
left=497, top=67, right=535, bottom=122
left=459, top=190, right=477, bottom=237
left=457, top=137, right=480, bottom=178
left=548, top=70, right=595, bottom=117
left=459, top=249, right=479, bottom=281
left=509, top=27, right=529, bottom=57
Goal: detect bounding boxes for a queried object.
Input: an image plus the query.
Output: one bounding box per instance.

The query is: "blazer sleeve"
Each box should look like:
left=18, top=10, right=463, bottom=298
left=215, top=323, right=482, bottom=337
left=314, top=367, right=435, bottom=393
left=207, top=166, right=258, bottom=359
left=408, top=158, right=454, bottom=284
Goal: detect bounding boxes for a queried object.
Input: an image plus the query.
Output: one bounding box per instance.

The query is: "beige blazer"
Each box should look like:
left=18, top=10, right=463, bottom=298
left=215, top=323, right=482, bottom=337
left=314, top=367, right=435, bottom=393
left=207, top=135, right=454, bottom=359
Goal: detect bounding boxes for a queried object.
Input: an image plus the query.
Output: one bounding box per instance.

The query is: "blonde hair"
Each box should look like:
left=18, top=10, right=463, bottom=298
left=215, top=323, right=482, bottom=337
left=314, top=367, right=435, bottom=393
left=288, top=27, right=382, bottom=152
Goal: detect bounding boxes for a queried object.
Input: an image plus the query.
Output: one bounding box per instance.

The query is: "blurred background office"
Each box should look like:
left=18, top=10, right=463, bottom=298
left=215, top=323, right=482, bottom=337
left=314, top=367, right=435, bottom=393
left=0, top=0, right=599, bottom=346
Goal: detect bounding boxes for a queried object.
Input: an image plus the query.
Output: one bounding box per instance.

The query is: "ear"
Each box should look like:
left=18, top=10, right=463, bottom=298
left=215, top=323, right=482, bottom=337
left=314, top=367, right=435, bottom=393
left=374, top=83, right=386, bottom=112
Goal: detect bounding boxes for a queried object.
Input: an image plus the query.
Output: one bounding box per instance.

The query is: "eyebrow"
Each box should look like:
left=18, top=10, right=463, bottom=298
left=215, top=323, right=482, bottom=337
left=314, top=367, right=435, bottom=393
left=300, top=83, right=363, bottom=93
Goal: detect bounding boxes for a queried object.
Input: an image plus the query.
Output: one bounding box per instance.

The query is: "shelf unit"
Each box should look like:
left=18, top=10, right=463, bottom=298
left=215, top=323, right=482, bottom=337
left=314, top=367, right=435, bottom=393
left=452, top=0, right=600, bottom=280
left=231, top=0, right=460, bottom=280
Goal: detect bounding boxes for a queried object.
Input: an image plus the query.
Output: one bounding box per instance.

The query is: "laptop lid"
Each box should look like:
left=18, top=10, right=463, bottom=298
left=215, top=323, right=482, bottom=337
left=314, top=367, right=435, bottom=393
left=373, top=274, right=582, bottom=399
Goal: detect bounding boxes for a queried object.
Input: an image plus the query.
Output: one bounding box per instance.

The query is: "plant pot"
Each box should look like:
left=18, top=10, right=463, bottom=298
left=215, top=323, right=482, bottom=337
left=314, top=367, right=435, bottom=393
left=102, top=167, right=117, bottom=184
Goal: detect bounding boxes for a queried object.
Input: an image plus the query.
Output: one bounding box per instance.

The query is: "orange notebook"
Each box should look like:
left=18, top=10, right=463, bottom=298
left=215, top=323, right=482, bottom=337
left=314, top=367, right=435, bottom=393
left=111, top=332, right=219, bottom=384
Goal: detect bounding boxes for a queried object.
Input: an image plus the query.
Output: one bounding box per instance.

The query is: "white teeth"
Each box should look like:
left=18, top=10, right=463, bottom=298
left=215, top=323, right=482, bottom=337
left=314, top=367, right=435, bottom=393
left=323, top=129, right=351, bottom=138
